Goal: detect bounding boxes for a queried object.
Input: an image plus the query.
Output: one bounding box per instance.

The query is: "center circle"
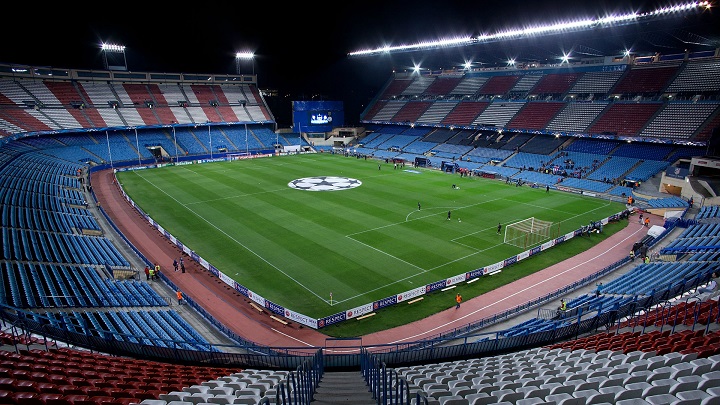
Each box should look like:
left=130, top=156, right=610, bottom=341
left=288, top=176, right=362, bottom=191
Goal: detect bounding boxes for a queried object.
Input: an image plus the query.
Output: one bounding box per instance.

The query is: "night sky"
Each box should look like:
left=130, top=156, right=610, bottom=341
left=2, top=1, right=718, bottom=126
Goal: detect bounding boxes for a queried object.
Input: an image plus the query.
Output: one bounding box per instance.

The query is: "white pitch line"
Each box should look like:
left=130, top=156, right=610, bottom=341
left=385, top=224, right=645, bottom=344
left=272, top=328, right=315, bottom=346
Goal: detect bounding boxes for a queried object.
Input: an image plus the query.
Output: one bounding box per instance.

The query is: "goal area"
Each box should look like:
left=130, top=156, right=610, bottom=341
left=504, top=217, right=556, bottom=249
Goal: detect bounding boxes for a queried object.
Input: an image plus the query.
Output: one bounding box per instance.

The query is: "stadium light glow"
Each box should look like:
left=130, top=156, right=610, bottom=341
left=101, top=43, right=125, bottom=53
left=235, top=51, right=254, bottom=59
left=348, top=1, right=710, bottom=57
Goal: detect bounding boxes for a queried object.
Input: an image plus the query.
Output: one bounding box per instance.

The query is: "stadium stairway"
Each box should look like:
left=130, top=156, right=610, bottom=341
left=311, top=371, right=376, bottom=404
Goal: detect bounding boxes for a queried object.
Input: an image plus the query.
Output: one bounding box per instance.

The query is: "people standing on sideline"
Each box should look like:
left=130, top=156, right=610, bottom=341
left=180, top=257, right=186, bottom=273
left=644, top=217, right=650, bottom=227
left=455, top=293, right=462, bottom=309
left=173, top=259, right=178, bottom=272
left=418, top=202, right=421, bottom=211
left=154, top=263, right=160, bottom=280
left=176, top=290, right=184, bottom=305
left=638, top=213, right=643, bottom=224
left=447, top=211, right=451, bottom=220
left=144, top=266, right=150, bottom=281
left=546, top=185, right=550, bottom=193
left=497, top=223, right=502, bottom=234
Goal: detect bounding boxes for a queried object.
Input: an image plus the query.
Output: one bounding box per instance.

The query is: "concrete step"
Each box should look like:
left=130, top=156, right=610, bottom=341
left=312, top=371, right=376, bottom=404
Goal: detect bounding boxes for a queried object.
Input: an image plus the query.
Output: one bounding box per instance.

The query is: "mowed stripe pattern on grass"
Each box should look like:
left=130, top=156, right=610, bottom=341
left=116, top=154, right=625, bottom=318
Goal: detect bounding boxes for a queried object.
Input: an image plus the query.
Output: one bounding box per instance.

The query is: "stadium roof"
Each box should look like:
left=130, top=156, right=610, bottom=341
left=0, top=1, right=718, bottom=126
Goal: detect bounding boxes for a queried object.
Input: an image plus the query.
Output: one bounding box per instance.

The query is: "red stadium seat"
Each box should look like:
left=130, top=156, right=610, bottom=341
left=37, top=393, right=65, bottom=403
left=60, top=394, right=91, bottom=404
left=56, top=386, right=88, bottom=396
left=10, top=391, right=43, bottom=404
left=35, top=382, right=62, bottom=394
left=14, top=379, right=39, bottom=393
left=44, top=398, right=74, bottom=405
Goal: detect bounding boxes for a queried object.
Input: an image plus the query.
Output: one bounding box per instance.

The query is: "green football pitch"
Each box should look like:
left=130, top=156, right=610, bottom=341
left=116, top=153, right=626, bottom=333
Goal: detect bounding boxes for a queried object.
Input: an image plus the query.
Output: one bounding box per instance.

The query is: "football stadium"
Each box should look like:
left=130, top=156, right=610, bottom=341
left=1, top=2, right=720, bottom=404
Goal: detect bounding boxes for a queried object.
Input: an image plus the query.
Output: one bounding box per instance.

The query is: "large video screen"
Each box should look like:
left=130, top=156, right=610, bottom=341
left=293, top=101, right=344, bottom=131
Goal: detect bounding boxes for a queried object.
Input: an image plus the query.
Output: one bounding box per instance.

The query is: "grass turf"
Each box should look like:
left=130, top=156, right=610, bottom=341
left=116, top=153, right=626, bottom=337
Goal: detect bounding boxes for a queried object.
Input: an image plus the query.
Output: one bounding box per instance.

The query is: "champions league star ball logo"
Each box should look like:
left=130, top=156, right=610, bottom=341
left=288, top=176, right=362, bottom=191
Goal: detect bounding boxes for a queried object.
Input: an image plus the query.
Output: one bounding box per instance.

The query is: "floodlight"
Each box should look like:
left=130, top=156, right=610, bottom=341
left=101, top=43, right=126, bottom=53
left=235, top=51, right=254, bottom=59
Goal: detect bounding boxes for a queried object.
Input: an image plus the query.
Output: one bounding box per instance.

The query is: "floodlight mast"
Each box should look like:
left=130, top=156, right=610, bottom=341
left=235, top=52, right=255, bottom=75
left=100, top=43, right=127, bottom=71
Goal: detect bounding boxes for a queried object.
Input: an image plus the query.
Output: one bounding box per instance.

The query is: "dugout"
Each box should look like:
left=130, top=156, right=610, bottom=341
left=442, top=161, right=459, bottom=173
left=414, top=157, right=430, bottom=167
left=473, top=169, right=497, bottom=179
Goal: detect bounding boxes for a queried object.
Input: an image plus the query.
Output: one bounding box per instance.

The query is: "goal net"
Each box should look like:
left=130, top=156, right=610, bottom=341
left=504, top=217, right=555, bottom=249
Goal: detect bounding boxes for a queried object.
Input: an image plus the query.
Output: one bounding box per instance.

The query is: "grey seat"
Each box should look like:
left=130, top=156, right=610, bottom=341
left=489, top=388, right=514, bottom=400
left=465, top=392, right=495, bottom=405
left=183, top=386, right=210, bottom=394
left=697, top=374, right=720, bottom=391
left=647, top=370, right=672, bottom=383
left=572, top=388, right=600, bottom=399
left=497, top=392, right=523, bottom=403
left=451, top=387, right=475, bottom=398
left=208, top=387, right=234, bottom=396
left=670, top=363, right=695, bottom=379
left=186, top=393, right=214, bottom=404
left=669, top=380, right=700, bottom=395
left=207, top=395, right=239, bottom=405
left=615, top=399, right=652, bottom=405
left=675, top=389, right=711, bottom=402
left=624, top=374, right=651, bottom=385
left=581, top=391, right=614, bottom=404
left=643, top=383, right=671, bottom=396
left=200, top=380, right=226, bottom=388
left=515, top=398, right=549, bottom=405
left=160, top=392, right=191, bottom=402
left=449, top=380, right=473, bottom=389
left=645, top=393, right=679, bottom=404
left=574, top=381, right=600, bottom=391
left=614, top=388, right=644, bottom=402
left=223, top=382, right=247, bottom=392
left=438, top=395, right=469, bottom=405
left=598, top=385, right=624, bottom=396
left=556, top=396, right=584, bottom=405
left=234, top=397, right=262, bottom=405
left=235, top=388, right=262, bottom=397
left=428, top=389, right=453, bottom=400
left=545, top=393, right=573, bottom=403
left=549, top=385, right=574, bottom=395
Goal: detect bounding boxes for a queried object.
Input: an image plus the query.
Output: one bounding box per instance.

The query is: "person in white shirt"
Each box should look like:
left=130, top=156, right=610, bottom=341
left=697, top=272, right=718, bottom=294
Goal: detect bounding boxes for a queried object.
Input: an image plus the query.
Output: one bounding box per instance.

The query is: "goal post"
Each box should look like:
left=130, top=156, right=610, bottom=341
left=504, top=217, right=556, bottom=249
